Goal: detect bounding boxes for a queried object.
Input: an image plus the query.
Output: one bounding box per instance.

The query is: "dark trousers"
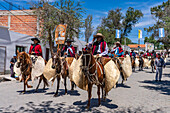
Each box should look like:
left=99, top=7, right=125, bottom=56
left=10, top=67, right=15, bottom=77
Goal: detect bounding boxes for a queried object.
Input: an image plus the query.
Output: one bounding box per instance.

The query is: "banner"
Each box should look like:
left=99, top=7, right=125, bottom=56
left=55, top=24, right=67, bottom=44
left=159, top=28, right=165, bottom=37
left=138, top=30, right=142, bottom=39
left=116, top=29, right=120, bottom=38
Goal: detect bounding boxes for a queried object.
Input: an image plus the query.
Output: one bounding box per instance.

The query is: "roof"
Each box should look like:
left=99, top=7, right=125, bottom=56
left=128, top=44, right=145, bottom=48
left=0, top=26, right=34, bottom=44
left=0, top=10, right=35, bottom=16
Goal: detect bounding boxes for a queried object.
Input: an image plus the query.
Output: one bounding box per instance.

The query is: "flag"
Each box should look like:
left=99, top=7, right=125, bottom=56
left=159, top=28, right=165, bottom=37
left=116, top=29, right=120, bottom=38
left=55, top=24, right=67, bottom=44
left=138, top=30, right=142, bottom=39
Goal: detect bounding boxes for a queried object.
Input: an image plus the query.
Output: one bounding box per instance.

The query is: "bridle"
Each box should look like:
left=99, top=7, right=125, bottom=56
left=17, top=53, right=30, bottom=75
left=81, top=54, right=103, bottom=85
left=52, top=55, right=65, bottom=76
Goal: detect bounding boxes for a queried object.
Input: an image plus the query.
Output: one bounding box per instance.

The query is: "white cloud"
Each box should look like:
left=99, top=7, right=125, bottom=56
left=135, top=20, right=156, bottom=27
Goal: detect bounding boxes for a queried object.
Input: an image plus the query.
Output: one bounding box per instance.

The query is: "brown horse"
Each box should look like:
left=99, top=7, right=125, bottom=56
left=131, top=56, right=136, bottom=72
left=16, top=51, right=48, bottom=93
left=51, top=53, right=69, bottom=97
left=81, top=50, right=105, bottom=109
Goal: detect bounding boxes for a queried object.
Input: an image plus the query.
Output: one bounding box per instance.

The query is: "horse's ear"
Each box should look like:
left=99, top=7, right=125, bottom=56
left=17, top=50, right=19, bottom=54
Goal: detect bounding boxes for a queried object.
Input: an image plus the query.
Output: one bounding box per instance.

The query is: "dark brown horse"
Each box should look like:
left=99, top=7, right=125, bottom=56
left=16, top=51, right=48, bottom=93
left=81, top=50, right=105, bottom=109
left=131, top=56, right=136, bottom=72
left=51, top=53, right=68, bottom=97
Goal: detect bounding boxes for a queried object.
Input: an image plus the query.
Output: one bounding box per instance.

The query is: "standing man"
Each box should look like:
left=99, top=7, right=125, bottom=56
left=29, top=38, right=42, bottom=57
left=10, top=54, right=17, bottom=78
left=61, top=39, right=75, bottom=57
left=154, top=53, right=166, bottom=81
left=92, top=33, right=108, bottom=57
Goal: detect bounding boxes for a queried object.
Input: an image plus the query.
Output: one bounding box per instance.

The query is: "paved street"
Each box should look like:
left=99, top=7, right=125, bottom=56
left=0, top=59, right=170, bottom=113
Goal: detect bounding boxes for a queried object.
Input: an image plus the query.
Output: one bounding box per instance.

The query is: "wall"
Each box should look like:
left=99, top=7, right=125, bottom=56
left=0, top=10, right=38, bottom=37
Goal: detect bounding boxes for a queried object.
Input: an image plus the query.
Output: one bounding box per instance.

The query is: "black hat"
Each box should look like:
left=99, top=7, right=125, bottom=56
left=65, top=39, right=74, bottom=42
left=31, top=38, right=40, bottom=43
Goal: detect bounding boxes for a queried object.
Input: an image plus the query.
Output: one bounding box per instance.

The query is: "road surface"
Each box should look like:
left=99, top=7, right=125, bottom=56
left=0, top=58, right=170, bottom=112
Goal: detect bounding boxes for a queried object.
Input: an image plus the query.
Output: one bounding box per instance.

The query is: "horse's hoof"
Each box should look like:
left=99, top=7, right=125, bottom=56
left=86, top=106, right=90, bottom=110
left=20, top=91, right=25, bottom=94
left=54, top=94, right=58, bottom=97
left=27, top=85, right=33, bottom=88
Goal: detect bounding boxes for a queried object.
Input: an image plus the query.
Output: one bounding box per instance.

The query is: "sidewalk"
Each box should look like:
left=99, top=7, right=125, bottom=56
left=0, top=74, right=16, bottom=82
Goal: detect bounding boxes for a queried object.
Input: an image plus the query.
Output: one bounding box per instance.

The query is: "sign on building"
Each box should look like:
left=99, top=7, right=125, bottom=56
left=159, top=28, right=165, bottom=37
left=116, top=29, right=120, bottom=38
left=55, top=24, right=67, bottom=44
left=145, top=42, right=154, bottom=52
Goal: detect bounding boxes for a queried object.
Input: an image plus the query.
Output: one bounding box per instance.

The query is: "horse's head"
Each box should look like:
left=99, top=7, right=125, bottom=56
left=16, top=51, right=27, bottom=68
left=51, top=53, right=62, bottom=74
left=81, top=48, right=93, bottom=73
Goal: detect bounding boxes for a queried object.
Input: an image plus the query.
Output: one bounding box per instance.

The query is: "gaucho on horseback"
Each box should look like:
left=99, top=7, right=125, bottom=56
left=29, top=38, right=42, bottom=57
left=14, top=37, right=48, bottom=93
left=61, top=39, right=75, bottom=57
left=91, top=33, right=108, bottom=57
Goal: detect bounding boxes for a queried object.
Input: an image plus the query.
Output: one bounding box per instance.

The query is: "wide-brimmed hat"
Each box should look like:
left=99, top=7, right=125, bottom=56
left=65, top=39, right=74, bottom=42
left=31, top=38, right=40, bottom=43
left=115, top=41, right=121, bottom=45
left=93, top=33, right=105, bottom=38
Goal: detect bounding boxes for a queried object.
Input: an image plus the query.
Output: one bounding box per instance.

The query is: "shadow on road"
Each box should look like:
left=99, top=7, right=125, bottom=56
left=17, top=88, right=49, bottom=94
left=0, top=100, right=117, bottom=112
left=163, top=73, right=170, bottom=78
left=45, top=89, right=80, bottom=96
left=139, top=80, right=170, bottom=95
left=116, top=84, right=131, bottom=88
left=73, top=98, right=118, bottom=110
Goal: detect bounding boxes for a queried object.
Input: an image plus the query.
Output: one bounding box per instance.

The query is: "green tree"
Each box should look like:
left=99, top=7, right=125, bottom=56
left=85, top=15, right=93, bottom=43
left=145, top=0, right=170, bottom=52
left=97, top=7, right=143, bottom=46
left=32, top=0, right=84, bottom=54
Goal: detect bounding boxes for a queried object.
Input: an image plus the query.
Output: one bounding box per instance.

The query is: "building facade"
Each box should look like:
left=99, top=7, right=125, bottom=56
left=0, top=10, right=39, bottom=37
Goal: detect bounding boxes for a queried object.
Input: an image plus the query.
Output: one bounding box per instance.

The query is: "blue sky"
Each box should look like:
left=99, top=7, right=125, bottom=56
left=0, top=0, right=167, bottom=44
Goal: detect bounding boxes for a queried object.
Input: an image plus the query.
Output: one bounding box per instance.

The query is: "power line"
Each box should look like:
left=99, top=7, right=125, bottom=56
left=2, top=0, right=37, bottom=18
left=0, top=2, right=37, bottom=31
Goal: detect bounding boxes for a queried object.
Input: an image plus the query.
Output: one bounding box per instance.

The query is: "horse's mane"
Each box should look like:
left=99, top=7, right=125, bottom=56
left=20, top=52, right=31, bottom=65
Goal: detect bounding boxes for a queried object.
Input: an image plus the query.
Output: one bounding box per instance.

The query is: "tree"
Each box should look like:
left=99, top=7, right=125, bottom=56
left=97, top=7, right=143, bottom=46
left=31, top=0, right=84, bottom=54
left=85, top=15, right=93, bottom=43
left=144, top=0, right=170, bottom=52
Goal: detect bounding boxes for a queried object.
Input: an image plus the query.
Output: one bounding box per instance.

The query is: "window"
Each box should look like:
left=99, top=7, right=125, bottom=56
left=16, top=46, right=25, bottom=54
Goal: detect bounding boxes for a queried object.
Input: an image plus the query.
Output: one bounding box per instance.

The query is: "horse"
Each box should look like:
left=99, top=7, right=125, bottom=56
left=16, top=51, right=48, bottom=93
left=51, top=53, right=69, bottom=97
left=81, top=50, right=105, bottom=109
left=131, top=56, right=136, bottom=72
left=138, top=57, right=144, bottom=71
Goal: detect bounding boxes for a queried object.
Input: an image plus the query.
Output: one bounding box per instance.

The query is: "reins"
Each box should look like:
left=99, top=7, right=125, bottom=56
left=82, top=54, right=103, bottom=85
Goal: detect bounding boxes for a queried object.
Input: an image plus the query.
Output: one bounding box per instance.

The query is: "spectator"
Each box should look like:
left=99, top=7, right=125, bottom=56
left=154, top=53, right=166, bottom=82
left=10, top=54, right=17, bottom=78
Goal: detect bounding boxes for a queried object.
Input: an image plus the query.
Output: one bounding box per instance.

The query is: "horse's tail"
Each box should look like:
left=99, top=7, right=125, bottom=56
left=42, top=74, right=49, bottom=87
